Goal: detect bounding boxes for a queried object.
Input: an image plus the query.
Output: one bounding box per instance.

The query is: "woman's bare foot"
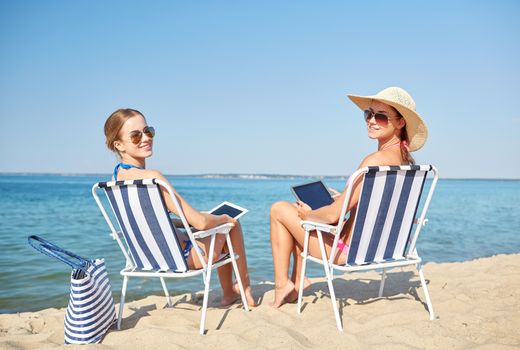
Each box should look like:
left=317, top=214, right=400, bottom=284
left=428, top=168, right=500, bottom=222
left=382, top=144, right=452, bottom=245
left=233, top=282, right=257, bottom=307
left=285, top=276, right=311, bottom=303
left=221, top=282, right=257, bottom=307
left=220, top=292, right=241, bottom=307
left=271, top=280, right=295, bottom=308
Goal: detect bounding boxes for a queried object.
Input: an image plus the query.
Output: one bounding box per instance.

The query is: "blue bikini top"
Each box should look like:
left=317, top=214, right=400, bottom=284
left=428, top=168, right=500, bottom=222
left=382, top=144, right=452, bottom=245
left=113, top=163, right=144, bottom=180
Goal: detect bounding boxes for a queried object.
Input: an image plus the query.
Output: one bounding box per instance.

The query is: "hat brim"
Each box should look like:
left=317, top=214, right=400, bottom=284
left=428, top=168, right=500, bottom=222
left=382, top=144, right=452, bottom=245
left=347, top=94, right=428, bottom=152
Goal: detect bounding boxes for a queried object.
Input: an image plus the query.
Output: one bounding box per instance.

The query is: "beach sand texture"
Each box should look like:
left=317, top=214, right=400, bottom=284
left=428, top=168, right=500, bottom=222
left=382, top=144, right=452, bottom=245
left=1, top=254, right=519, bottom=350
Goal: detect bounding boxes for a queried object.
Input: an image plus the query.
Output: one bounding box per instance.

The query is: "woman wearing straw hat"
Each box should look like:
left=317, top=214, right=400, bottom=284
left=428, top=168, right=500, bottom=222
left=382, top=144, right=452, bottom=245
left=269, top=87, right=428, bottom=307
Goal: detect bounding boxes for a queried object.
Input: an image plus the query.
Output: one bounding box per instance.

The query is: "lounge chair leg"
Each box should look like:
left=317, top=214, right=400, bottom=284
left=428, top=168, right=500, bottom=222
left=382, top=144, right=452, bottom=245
left=325, top=269, right=342, bottom=332
left=199, top=235, right=216, bottom=335
left=227, top=236, right=249, bottom=312
left=199, top=268, right=213, bottom=335
left=316, top=231, right=343, bottom=331
left=297, top=230, right=310, bottom=314
left=417, top=264, right=435, bottom=320
left=378, top=268, right=386, bottom=298
left=160, top=277, right=172, bottom=307
left=117, top=275, right=129, bottom=330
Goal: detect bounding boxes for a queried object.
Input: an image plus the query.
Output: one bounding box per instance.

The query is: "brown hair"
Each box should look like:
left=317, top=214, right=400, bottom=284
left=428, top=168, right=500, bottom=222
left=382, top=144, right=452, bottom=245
left=104, top=108, right=145, bottom=153
left=400, top=125, right=415, bottom=165
left=392, top=108, right=415, bottom=165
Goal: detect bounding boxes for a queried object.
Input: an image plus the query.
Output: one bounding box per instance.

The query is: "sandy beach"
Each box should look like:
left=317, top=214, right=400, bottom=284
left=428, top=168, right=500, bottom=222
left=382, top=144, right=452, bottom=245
left=1, top=253, right=519, bottom=349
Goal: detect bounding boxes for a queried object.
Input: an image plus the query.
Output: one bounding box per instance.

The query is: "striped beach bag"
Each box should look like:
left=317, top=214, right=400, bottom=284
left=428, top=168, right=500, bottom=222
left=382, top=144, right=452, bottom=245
left=28, top=235, right=116, bottom=344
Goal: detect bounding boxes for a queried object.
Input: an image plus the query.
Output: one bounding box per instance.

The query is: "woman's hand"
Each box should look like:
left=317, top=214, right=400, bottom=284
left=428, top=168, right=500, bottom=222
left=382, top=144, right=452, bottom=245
left=293, top=201, right=312, bottom=219
left=328, top=187, right=341, bottom=200
left=220, top=214, right=237, bottom=225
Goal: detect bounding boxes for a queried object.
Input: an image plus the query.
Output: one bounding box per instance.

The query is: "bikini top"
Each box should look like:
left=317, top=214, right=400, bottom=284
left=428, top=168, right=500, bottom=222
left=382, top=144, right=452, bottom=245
left=113, top=163, right=144, bottom=180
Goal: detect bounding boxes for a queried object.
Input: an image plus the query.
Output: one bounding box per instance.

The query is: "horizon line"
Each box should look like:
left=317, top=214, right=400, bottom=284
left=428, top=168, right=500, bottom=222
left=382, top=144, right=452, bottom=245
left=0, top=171, right=519, bottom=181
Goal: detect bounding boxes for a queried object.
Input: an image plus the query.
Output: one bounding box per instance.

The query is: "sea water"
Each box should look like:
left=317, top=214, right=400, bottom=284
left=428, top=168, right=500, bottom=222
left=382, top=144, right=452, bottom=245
left=1, top=174, right=519, bottom=313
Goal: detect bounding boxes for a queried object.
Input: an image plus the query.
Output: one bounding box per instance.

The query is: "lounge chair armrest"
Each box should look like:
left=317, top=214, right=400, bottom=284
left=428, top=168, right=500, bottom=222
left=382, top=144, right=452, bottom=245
left=193, top=223, right=234, bottom=239
left=111, top=231, right=123, bottom=240
left=414, top=218, right=429, bottom=226
left=300, top=221, right=338, bottom=234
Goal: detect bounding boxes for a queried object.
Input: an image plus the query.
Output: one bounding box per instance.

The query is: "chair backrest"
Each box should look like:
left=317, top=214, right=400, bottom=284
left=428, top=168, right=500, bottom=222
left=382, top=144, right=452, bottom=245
left=344, top=165, right=437, bottom=266
left=93, top=179, right=188, bottom=272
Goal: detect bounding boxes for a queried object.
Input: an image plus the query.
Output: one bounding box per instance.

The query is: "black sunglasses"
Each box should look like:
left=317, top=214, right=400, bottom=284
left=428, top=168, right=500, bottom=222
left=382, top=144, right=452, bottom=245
left=129, top=126, right=155, bottom=144
left=364, top=109, right=399, bottom=126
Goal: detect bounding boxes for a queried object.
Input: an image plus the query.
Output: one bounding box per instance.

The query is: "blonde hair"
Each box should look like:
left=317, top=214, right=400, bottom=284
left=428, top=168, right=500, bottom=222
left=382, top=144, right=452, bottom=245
left=104, top=108, right=145, bottom=153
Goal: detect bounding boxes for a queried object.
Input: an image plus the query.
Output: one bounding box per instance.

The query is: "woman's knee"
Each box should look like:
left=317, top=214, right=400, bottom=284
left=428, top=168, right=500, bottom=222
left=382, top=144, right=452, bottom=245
left=231, top=220, right=243, bottom=236
left=270, top=201, right=292, bottom=220
left=210, top=251, right=221, bottom=264
left=211, top=236, right=228, bottom=263
left=201, top=246, right=225, bottom=265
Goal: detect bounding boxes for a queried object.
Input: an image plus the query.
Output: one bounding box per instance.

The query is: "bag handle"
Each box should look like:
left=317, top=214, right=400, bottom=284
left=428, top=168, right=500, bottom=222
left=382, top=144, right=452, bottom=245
left=28, top=235, right=90, bottom=272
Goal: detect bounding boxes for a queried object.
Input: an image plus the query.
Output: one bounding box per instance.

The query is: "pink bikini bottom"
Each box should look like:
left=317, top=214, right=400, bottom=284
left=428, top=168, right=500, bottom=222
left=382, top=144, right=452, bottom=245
left=337, top=238, right=349, bottom=257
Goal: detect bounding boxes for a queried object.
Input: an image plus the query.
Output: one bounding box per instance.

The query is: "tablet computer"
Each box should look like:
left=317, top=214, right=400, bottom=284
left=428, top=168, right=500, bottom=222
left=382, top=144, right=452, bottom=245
left=208, top=201, right=248, bottom=220
left=291, top=180, right=334, bottom=210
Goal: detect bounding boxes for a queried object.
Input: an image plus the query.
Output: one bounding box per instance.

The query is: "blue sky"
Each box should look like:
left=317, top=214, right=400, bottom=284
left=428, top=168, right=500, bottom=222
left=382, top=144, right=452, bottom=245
left=1, top=1, right=519, bottom=178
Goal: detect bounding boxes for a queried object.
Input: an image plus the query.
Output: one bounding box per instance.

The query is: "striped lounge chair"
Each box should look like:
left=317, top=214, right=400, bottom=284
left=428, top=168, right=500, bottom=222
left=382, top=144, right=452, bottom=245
left=92, top=178, right=250, bottom=335
left=297, top=165, right=439, bottom=331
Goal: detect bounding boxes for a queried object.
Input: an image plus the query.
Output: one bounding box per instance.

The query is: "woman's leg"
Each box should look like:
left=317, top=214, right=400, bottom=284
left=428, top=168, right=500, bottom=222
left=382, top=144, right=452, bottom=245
left=286, top=243, right=311, bottom=303
left=187, top=234, right=233, bottom=302
left=270, top=201, right=301, bottom=307
left=270, top=201, right=343, bottom=307
left=186, top=223, right=255, bottom=307
left=216, top=252, right=236, bottom=306
left=220, top=222, right=256, bottom=306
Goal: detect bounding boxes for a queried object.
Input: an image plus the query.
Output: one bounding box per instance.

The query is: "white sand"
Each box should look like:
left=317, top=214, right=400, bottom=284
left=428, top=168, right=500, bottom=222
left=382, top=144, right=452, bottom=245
left=2, top=254, right=519, bottom=349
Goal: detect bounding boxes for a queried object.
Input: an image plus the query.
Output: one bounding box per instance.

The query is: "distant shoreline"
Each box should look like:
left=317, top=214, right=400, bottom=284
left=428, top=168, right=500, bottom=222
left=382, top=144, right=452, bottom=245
left=0, top=172, right=519, bottom=181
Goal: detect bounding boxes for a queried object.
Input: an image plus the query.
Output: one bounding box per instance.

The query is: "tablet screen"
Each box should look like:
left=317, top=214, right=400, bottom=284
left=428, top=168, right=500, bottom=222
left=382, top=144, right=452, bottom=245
left=208, top=201, right=248, bottom=220
left=291, top=181, right=334, bottom=210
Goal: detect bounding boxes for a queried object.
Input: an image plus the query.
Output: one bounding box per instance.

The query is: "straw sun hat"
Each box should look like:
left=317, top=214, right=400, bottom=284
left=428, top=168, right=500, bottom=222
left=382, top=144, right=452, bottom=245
left=347, top=87, right=428, bottom=152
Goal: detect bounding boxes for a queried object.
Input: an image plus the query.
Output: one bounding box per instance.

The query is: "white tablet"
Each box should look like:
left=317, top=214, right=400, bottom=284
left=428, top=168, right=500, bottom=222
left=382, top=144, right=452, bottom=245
left=291, top=180, right=334, bottom=210
left=208, top=201, right=248, bottom=220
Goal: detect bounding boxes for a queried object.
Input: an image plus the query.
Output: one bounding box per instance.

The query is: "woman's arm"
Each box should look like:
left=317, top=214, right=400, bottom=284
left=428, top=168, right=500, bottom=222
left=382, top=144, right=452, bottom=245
left=328, top=187, right=341, bottom=200
left=296, top=153, right=383, bottom=223
left=148, top=170, right=235, bottom=230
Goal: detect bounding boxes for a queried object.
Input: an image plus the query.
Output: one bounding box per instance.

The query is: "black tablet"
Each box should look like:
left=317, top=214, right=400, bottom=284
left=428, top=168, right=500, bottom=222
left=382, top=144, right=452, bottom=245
left=208, top=201, right=248, bottom=220
left=291, top=180, right=334, bottom=210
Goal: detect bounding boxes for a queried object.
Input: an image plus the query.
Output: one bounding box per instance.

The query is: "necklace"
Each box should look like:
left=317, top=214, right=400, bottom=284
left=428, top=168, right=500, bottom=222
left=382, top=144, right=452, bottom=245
left=380, top=141, right=401, bottom=151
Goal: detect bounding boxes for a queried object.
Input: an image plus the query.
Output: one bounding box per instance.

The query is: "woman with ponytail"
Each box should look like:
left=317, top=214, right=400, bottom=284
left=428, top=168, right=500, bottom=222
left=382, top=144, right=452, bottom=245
left=269, top=87, right=428, bottom=307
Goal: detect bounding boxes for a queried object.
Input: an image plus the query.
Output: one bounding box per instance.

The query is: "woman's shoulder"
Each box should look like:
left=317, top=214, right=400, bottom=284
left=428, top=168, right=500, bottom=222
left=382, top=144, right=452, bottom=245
left=116, top=168, right=164, bottom=181
left=359, top=151, right=387, bottom=167
left=142, top=169, right=179, bottom=194
left=140, top=168, right=164, bottom=180
left=359, top=150, right=403, bottom=168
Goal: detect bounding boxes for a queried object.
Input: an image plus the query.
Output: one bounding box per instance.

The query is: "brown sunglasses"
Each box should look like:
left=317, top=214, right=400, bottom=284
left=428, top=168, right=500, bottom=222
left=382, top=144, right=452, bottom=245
left=129, top=126, right=155, bottom=144
left=364, top=109, right=399, bottom=126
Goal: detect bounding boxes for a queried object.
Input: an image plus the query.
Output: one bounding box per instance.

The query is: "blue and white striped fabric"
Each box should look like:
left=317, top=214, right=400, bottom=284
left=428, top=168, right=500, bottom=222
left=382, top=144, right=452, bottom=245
left=346, top=165, right=430, bottom=266
left=98, top=179, right=188, bottom=272
left=64, top=259, right=116, bottom=344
